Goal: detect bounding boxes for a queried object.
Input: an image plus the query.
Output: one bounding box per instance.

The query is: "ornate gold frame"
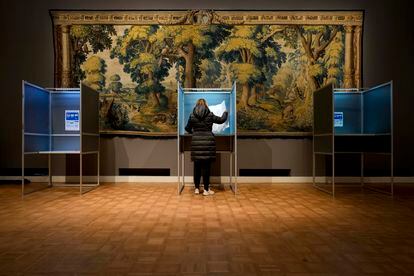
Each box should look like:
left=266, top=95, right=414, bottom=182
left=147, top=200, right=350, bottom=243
left=51, top=10, right=363, bottom=26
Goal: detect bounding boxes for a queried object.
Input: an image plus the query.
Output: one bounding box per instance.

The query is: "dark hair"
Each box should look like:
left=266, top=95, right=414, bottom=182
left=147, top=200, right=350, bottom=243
left=195, top=98, right=208, bottom=107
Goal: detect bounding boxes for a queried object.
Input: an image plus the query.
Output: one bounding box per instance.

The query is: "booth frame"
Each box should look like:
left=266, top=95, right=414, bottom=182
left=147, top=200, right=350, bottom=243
left=177, top=82, right=237, bottom=195
left=312, top=81, right=394, bottom=197
left=21, top=81, right=100, bottom=196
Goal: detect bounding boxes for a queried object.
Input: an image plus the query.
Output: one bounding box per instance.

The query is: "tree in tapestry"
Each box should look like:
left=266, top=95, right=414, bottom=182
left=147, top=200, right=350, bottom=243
left=69, top=24, right=345, bottom=134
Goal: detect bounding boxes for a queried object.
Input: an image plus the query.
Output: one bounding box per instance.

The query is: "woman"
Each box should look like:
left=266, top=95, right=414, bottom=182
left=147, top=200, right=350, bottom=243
left=185, top=99, right=228, bottom=196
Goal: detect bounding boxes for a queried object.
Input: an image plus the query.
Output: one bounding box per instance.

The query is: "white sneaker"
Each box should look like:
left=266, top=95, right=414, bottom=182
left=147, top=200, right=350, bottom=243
left=203, top=189, right=215, bottom=196
left=194, top=188, right=200, bottom=195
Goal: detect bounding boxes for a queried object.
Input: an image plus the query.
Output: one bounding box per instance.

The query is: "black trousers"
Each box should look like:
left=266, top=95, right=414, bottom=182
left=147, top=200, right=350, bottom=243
left=194, top=160, right=211, bottom=190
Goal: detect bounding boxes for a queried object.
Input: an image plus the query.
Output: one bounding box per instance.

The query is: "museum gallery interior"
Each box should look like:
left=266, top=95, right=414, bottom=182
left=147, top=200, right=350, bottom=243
left=1, top=0, right=414, bottom=275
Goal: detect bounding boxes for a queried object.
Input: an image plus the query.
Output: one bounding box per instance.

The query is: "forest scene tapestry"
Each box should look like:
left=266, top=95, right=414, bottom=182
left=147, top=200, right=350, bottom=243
left=51, top=10, right=363, bottom=136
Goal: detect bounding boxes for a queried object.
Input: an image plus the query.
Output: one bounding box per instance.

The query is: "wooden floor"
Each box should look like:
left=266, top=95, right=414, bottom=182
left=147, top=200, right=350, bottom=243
left=1, top=183, right=414, bottom=275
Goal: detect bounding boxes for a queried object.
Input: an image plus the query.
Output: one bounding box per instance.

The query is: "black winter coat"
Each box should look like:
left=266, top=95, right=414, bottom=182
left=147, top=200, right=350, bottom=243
left=185, top=105, right=228, bottom=161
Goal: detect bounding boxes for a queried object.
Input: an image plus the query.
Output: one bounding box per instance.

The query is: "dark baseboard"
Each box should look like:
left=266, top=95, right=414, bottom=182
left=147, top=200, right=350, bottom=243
left=239, top=169, right=291, bottom=177
left=119, top=168, right=170, bottom=176
left=0, top=168, right=48, bottom=176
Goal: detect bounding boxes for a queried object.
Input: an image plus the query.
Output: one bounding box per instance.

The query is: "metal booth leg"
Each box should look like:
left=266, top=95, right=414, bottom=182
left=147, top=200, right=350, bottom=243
left=48, top=153, right=52, bottom=187
left=391, top=152, right=394, bottom=196
left=21, top=154, right=25, bottom=197
left=80, top=153, right=83, bottom=195
left=361, top=153, right=364, bottom=189
left=177, top=151, right=180, bottom=195
left=182, top=153, right=185, bottom=192
left=313, top=153, right=316, bottom=187
left=230, top=152, right=233, bottom=191
left=97, top=152, right=100, bottom=186
left=178, top=152, right=185, bottom=195
left=332, top=153, right=335, bottom=197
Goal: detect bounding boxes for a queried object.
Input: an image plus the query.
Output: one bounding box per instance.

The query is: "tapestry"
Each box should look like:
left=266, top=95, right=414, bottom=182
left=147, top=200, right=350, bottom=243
left=51, top=10, right=363, bottom=136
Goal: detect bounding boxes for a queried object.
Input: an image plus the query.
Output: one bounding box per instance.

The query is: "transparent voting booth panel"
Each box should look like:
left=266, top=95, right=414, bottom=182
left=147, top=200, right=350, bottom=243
left=22, top=81, right=100, bottom=196
left=313, top=82, right=393, bottom=196
left=177, top=82, right=237, bottom=195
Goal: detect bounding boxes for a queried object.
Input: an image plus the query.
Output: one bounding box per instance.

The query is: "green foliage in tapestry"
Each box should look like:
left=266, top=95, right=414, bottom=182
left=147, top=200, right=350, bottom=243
left=81, top=55, right=107, bottom=91
left=70, top=25, right=116, bottom=87
left=216, top=26, right=286, bottom=109
left=159, top=25, right=230, bottom=88
left=70, top=23, right=347, bottom=134
left=111, top=26, right=171, bottom=108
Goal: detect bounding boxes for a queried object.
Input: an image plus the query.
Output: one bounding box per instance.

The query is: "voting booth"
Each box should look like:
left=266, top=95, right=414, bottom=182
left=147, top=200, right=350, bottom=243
left=177, top=82, right=237, bottom=195
left=22, top=81, right=100, bottom=195
left=313, top=81, right=393, bottom=196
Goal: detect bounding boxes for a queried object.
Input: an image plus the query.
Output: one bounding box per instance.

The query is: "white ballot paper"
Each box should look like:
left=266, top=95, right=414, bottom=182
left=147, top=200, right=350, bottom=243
left=209, top=100, right=229, bottom=133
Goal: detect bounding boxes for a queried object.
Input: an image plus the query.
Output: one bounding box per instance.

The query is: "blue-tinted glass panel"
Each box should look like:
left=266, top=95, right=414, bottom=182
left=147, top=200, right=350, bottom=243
left=51, top=136, right=80, bottom=152
left=24, top=134, right=49, bottom=152
left=51, top=92, right=80, bottom=134
left=24, top=83, right=49, bottom=134
left=334, top=93, right=362, bottom=134
left=182, top=91, right=232, bottom=136
left=363, top=83, right=391, bottom=134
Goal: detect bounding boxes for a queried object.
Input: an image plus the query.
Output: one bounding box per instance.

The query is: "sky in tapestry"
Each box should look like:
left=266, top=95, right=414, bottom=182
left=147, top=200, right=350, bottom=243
left=71, top=24, right=344, bottom=133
